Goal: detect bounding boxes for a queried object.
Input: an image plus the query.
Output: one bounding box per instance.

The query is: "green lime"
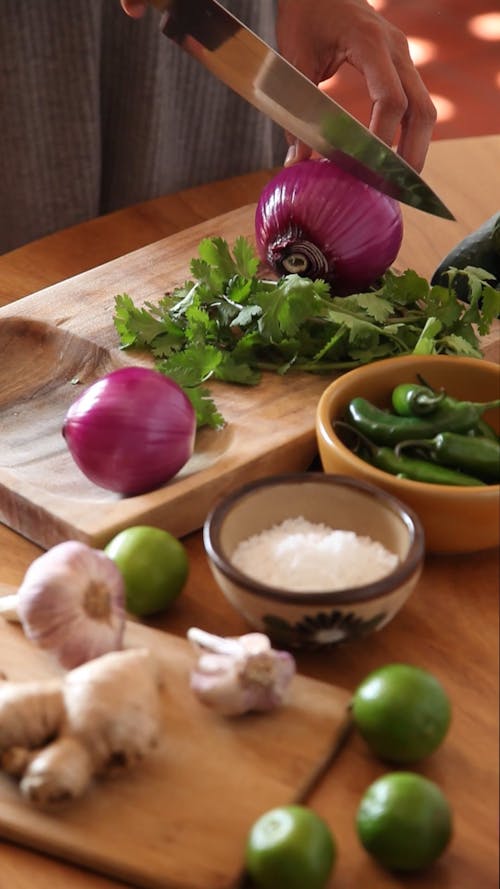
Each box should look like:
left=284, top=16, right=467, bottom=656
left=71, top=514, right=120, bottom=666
left=105, top=525, right=188, bottom=616
left=356, top=772, right=452, bottom=872
left=245, top=804, right=336, bottom=889
left=352, top=663, right=451, bottom=763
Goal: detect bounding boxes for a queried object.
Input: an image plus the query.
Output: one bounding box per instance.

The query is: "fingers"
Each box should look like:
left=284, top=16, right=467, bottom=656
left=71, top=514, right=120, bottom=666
left=395, top=69, right=437, bottom=173
left=275, top=0, right=436, bottom=173
left=284, top=139, right=313, bottom=166
left=354, top=31, right=437, bottom=172
left=120, top=1, right=147, bottom=18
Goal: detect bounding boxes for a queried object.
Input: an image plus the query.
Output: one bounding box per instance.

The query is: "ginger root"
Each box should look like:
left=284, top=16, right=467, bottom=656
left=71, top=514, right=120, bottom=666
left=0, top=648, right=164, bottom=808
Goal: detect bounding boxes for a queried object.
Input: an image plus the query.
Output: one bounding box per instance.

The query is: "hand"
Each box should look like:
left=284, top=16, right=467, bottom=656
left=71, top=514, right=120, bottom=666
left=120, top=1, right=147, bottom=17
left=276, top=0, right=436, bottom=172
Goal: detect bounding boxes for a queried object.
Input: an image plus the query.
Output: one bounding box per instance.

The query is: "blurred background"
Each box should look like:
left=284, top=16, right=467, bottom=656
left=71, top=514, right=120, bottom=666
left=331, top=0, right=500, bottom=140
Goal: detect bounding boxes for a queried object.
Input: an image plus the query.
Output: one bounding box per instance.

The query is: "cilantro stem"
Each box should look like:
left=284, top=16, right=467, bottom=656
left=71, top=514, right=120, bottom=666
left=113, top=236, right=495, bottom=429
left=319, top=303, right=410, bottom=350
left=255, top=358, right=363, bottom=373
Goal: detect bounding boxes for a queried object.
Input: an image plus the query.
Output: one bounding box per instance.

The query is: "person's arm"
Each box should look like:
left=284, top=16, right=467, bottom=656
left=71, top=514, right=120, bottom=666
left=120, top=0, right=436, bottom=172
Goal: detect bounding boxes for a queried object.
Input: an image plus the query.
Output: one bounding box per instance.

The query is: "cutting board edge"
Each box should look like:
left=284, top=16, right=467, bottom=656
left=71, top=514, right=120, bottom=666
left=0, top=420, right=320, bottom=550
left=0, top=709, right=353, bottom=889
left=0, top=823, right=201, bottom=889
left=0, top=620, right=353, bottom=889
left=0, top=204, right=337, bottom=549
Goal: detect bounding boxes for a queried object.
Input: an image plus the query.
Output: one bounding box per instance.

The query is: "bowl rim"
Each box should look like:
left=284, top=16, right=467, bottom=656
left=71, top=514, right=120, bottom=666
left=203, top=472, right=425, bottom=606
left=316, top=354, right=500, bottom=495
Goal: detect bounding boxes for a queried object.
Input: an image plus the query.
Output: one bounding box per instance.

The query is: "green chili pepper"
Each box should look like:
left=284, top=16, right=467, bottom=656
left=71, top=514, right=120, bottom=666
left=347, top=396, right=500, bottom=447
left=469, top=418, right=499, bottom=442
left=391, top=382, right=445, bottom=417
left=372, top=446, right=485, bottom=486
left=333, top=422, right=486, bottom=487
left=395, top=432, right=500, bottom=483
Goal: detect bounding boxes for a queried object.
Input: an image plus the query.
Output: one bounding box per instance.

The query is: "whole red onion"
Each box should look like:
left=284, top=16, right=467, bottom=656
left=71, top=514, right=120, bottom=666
left=255, top=158, right=403, bottom=294
left=63, top=367, right=196, bottom=495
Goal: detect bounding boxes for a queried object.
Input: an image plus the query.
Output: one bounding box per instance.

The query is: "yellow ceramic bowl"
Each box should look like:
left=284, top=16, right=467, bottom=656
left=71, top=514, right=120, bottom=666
left=203, top=473, right=424, bottom=651
left=316, top=354, right=500, bottom=554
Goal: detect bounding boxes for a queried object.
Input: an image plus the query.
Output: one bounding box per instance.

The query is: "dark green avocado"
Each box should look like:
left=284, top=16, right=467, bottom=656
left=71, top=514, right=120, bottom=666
left=431, top=211, right=500, bottom=299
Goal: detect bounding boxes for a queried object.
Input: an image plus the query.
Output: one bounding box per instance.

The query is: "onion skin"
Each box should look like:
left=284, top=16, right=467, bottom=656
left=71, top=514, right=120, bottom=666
left=62, top=367, right=196, bottom=495
left=255, top=159, right=403, bottom=294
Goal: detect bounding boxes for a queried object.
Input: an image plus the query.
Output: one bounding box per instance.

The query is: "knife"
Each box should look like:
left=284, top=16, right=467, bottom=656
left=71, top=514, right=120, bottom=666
left=147, top=0, right=454, bottom=220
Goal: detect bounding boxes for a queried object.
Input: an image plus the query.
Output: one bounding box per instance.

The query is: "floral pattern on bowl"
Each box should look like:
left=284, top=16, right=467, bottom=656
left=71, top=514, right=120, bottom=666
left=262, top=609, right=388, bottom=651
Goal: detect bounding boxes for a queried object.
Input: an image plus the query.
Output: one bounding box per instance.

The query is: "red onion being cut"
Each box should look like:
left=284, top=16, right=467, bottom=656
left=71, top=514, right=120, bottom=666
left=255, top=158, right=403, bottom=294
left=62, top=367, right=196, bottom=495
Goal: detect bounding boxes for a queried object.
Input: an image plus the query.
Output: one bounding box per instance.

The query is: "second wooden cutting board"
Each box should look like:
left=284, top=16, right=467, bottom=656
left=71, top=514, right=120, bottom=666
left=0, top=618, right=352, bottom=889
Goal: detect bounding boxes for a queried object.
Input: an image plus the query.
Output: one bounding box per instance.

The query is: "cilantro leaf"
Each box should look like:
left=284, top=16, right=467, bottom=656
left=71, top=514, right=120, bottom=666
left=379, top=268, right=429, bottom=305
left=156, top=344, right=222, bottom=387
left=113, top=236, right=498, bottom=428
left=231, top=303, right=262, bottom=328
left=332, top=292, right=393, bottom=324
left=439, top=334, right=483, bottom=358
left=114, top=294, right=167, bottom=347
left=215, top=355, right=261, bottom=385
left=183, top=385, right=224, bottom=430
left=197, top=237, right=238, bottom=281
left=479, top=284, right=500, bottom=333
left=255, top=275, right=322, bottom=341
left=233, top=236, right=259, bottom=277
left=226, top=274, right=255, bottom=305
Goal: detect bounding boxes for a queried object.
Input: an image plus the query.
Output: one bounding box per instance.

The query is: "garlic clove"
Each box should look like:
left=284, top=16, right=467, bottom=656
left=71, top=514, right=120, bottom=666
left=0, top=594, right=21, bottom=623
left=187, top=627, right=245, bottom=658
left=187, top=627, right=296, bottom=716
left=189, top=653, right=248, bottom=716
left=16, top=540, right=126, bottom=670
left=236, top=633, right=273, bottom=657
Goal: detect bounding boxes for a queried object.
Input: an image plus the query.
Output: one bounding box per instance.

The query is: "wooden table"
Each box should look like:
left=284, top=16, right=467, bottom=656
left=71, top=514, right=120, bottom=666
left=0, top=136, right=499, bottom=888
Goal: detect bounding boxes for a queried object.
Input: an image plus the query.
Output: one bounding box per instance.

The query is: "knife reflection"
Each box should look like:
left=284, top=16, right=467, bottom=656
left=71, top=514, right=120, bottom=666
left=147, top=0, right=454, bottom=219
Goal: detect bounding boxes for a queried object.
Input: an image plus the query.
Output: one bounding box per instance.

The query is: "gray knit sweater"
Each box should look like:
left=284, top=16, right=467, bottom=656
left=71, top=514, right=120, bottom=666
left=0, top=0, right=284, bottom=253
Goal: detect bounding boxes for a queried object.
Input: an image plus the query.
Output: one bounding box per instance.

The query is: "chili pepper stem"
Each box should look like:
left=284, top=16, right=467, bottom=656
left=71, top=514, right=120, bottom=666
left=396, top=432, right=500, bottom=483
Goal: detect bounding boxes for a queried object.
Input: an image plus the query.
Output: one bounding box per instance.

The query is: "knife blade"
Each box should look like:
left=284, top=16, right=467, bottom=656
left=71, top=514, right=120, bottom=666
left=148, top=0, right=454, bottom=219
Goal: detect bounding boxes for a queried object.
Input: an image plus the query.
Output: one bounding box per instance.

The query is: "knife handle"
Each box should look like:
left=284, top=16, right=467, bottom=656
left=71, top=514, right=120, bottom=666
left=149, top=0, right=239, bottom=51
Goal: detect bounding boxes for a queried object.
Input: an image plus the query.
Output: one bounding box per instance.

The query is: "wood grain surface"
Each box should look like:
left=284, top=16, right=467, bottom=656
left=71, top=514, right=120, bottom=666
left=0, top=206, right=329, bottom=549
left=0, top=136, right=499, bottom=889
left=0, top=618, right=351, bottom=889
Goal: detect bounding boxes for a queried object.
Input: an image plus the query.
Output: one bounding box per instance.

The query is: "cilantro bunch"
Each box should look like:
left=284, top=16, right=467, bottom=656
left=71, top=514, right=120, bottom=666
left=114, top=236, right=499, bottom=428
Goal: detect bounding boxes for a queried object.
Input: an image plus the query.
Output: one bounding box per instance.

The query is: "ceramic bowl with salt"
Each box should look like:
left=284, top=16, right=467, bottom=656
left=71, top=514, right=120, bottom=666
left=203, top=473, right=424, bottom=651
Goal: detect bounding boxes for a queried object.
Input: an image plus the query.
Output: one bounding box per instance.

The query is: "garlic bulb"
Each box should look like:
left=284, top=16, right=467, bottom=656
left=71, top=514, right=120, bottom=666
left=13, top=541, right=126, bottom=669
left=187, top=628, right=296, bottom=716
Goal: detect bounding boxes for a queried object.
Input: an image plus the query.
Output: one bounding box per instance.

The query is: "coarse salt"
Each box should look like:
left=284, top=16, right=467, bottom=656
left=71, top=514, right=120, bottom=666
left=231, top=516, right=398, bottom=591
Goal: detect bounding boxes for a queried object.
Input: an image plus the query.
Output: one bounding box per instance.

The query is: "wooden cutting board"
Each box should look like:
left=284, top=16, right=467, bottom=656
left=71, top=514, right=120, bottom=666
left=0, top=205, right=332, bottom=551
left=0, top=617, right=352, bottom=889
